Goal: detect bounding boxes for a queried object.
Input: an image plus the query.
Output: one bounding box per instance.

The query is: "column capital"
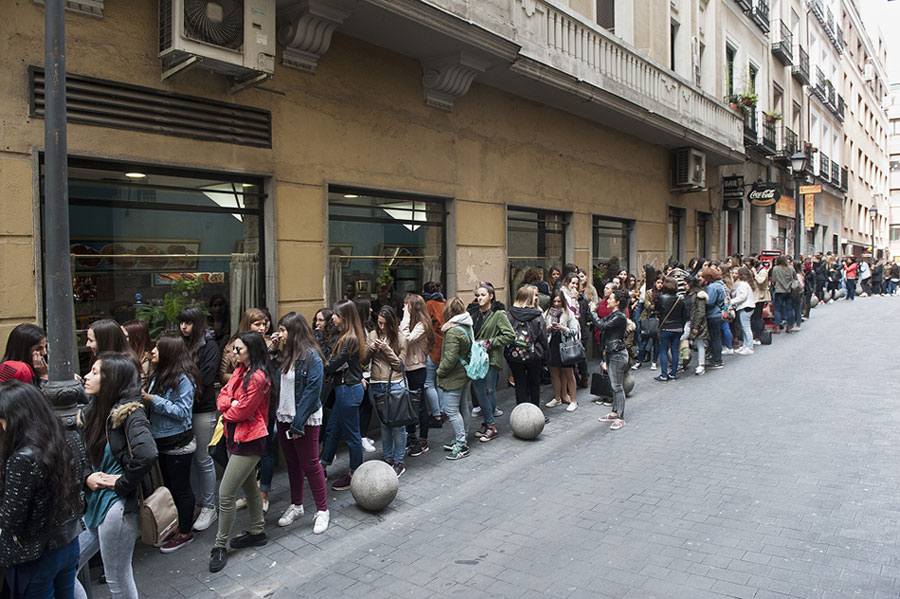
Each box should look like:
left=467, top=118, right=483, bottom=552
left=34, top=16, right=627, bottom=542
left=420, top=52, right=492, bottom=111
left=277, top=0, right=357, bottom=73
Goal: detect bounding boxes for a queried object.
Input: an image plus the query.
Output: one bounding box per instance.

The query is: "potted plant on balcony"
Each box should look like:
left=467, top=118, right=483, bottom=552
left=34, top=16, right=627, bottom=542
left=727, top=95, right=750, bottom=115
left=763, top=110, right=783, bottom=123
left=738, top=92, right=757, bottom=107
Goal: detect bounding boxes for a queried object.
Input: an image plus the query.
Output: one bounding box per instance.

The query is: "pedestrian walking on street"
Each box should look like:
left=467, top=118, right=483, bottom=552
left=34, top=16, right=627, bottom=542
left=0, top=382, right=84, bottom=599
left=437, top=297, right=474, bottom=460
left=86, top=319, right=142, bottom=373
left=352, top=298, right=378, bottom=455
left=687, top=278, right=710, bottom=375
left=368, top=307, right=410, bottom=477
left=505, top=285, right=550, bottom=409
left=209, top=332, right=272, bottom=573
left=468, top=282, right=515, bottom=440
left=272, top=312, right=329, bottom=533
left=635, top=274, right=663, bottom=370
left=844, top=257, right=858, bottom=301
left=593, top=289, right=630, bottom=431
left=543, top=288, right=580, bottom=410
left=76, top=353, right=157, bottom=599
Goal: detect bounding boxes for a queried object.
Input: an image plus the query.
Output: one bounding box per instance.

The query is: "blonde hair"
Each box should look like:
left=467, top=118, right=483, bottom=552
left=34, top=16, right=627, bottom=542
left=513, top=285, right=539, bottom=308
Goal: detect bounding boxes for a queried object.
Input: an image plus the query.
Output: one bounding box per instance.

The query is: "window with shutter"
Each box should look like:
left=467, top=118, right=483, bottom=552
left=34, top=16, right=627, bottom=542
left=596, top=0, right=614, bottom=32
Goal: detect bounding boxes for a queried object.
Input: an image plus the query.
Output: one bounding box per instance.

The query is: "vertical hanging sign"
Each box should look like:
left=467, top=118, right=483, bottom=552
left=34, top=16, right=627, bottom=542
left=804, top=194, right=815, bottom=228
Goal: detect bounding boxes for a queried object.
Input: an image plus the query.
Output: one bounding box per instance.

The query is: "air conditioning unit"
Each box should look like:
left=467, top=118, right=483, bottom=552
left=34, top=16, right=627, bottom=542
left=159, top=0, right=275, bottom=81
left=673, top=148, right=706, bottom=189
left=864, top=61, right=874, bottom=82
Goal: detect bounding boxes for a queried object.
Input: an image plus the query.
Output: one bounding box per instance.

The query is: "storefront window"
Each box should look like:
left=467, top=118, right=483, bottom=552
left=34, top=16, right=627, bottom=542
left=41, top=159, right=264, bottom=373
left=327, top=187, right=445, bottom=308
left=592, top=217, right=632, bottom=285
left=507, top=208, right=567, bottom=299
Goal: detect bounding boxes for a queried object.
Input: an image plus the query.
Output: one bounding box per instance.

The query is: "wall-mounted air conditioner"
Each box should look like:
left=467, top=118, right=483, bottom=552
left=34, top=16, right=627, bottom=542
left=673, top=148, right=706, bottom=190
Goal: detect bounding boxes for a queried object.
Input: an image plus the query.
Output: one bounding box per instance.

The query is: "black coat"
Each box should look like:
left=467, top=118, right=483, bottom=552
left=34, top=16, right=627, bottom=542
left=195, top=334, right=221, bottom=413
left=589, top=310, right=628, bottom=354
left=97, top=399, right=158, bottom=514
left=656, top=293, right=687, bottom=331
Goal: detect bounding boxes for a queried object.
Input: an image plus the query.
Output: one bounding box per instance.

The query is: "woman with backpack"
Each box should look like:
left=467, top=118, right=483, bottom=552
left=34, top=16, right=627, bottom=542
left=543, top=288, right=580, bottom=411
left=505, top=285, right=550, bottom=410
left=367, top=307, right=409, bottom=476
left=653, top=277, right=687, bottom=382
left=467, top=283, right=515, bottom=442
left=437, top=298, right=474, bottom=461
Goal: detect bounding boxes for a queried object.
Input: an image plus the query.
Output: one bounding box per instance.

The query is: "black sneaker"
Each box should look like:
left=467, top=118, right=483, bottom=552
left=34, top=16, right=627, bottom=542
left=229, top=531, right=267, bottom=549
left=392, top=462, right=406, bottom=477
left=408, top=440, right=428, bottom=457
left=446, top=445, right=470, bottom=460
left=209, top=547, right=228, bottom=573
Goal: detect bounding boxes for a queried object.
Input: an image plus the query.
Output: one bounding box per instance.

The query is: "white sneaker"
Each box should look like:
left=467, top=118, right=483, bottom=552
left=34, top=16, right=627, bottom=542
left=471, top=406, right=482, bottom=417
left=650, top=362, right=657, bottom=370
left=235, top=497, right=247, bottom=510
left=721, top=348, right=734, bottom=355
left=735, top=347, right=754, bottom=355
left=694, top=366, right=705, bottom=376
left=313, top=510, right=330, bottom=534
left=192, top=507, right=217, bottom=532
left=278, top=504, right=304, bottom=527
left=753, top=340, right=762, bottom=346
left=566, top=402, right=578, bottom=412
left=361, top=437, right=376, bottom=453
left=630, top=362, right=640, bottom=370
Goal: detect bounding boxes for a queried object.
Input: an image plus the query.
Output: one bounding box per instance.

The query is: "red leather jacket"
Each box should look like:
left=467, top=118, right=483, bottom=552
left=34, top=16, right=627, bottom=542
left=217, top=364, right=270, bottom=444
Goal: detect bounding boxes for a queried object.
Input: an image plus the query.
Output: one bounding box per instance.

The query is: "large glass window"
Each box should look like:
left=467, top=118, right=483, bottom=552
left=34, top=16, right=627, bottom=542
left=667, top=207, right=685, bottom=264
left=327, top=187, right=445, bottom=307
left=42, top=159, right=265, bottom=373
left=592, top=217, right=632, bottom=286
left=507, top=208, right=567, bottom=299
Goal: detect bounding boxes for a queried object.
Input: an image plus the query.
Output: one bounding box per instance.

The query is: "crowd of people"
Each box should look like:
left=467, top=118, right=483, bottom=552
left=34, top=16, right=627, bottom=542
left=0, top=250, right=894, bottom=597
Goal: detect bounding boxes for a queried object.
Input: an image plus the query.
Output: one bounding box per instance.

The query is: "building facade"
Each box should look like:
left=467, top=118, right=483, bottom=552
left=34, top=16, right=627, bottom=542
left=888, top=83, right=900, bottom=260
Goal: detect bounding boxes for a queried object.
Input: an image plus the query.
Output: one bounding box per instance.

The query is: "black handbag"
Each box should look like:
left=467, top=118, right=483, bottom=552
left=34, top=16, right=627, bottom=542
left=558, top=330, right=585, bottom=366
left=371, top=364, right=420, bottom=428
left=590, top=372, right=613, bottom=399
left=641, top=317, right=659, bottom=338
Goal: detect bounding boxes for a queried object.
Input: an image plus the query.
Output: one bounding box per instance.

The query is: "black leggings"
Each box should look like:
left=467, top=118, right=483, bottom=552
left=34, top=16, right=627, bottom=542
left=750, top=302, right=765, bottom=340
left=509, top=360, right=543, bottom=406
left=158, top=451, right=194, bottom=535
left=405, top=368, right=428, bottom=440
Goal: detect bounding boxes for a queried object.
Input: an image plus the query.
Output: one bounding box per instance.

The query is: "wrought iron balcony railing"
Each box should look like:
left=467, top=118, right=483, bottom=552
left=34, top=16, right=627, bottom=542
left=771, top=19, right=792, bottom=65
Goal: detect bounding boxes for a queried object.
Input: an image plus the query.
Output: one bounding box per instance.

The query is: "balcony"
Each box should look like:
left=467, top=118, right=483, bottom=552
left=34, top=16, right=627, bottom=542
left=744, top=106, right=758, bottom=145
left=826, top=80, right=835, bottom=107
left=831, top=162, right=840, bottom=187
left=811, top=0, right=824, bottom=22
left=771, top=20, right=793, bottom=65
left=313, top=0, right=745, bottom=163
left=841, top=167, right=848, bottom=191
left=735, top=0, right=752, bottom=11
left=837, top=95, right=845, bottom=121
left=781, top=126, right=798, bottom=157
left=819, top=153, right=830, bottom=179
left=792, top=46, right=810, bottom=85
left=814, top=67, right=827, bottom=103
left=826, top=8, right=834, bottom=34
left=762, top=118, right=777, bottom=152
left=837, top=27, right=844, bottom=53
left=752, top=0, right=770, bottom=33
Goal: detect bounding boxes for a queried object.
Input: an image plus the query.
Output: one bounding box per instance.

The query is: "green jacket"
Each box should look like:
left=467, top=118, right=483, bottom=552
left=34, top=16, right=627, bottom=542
left=471, top=306, right=516, bottom=370
left=437, top=320, right=473, bottom=391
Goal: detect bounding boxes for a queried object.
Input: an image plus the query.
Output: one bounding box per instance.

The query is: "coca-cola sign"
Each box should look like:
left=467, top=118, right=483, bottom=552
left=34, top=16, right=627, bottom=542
left=747, top=181, right=781, bottom=207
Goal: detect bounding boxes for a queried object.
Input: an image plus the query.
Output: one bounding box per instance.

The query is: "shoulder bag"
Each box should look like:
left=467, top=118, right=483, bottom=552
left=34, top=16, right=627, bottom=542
left=558, top=326, right=585, bottom=366
left=658, top=297, right=682, bottom=334
left=371, top=362, right=421, bottom=428
left=124, top=432, right=178, bottom=547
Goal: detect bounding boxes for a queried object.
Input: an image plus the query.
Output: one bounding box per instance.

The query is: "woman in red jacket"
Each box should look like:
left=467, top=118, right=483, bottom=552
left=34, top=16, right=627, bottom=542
left=209, top=331, right=272, bottom=573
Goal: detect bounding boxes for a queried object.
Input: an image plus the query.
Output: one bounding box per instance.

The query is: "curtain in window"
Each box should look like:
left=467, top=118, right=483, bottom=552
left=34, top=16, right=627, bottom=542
left=230, top=253, right=259, bottom=331
left=327, top=255, right=343, bottom=306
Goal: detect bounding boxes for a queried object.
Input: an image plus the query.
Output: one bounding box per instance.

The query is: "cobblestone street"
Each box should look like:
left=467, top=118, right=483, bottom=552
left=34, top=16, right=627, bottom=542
left=90, top=297, right=900, bottom=599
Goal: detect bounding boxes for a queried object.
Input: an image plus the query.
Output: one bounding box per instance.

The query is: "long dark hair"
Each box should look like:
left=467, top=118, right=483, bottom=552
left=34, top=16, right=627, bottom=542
left=352, top=298, right=374, bottom=333
left=122, top=320, right=152, bottom=358
left=0, top=382, right=82, bottom=519
left=151, top=334, right=200, bottom=400
left=332, top=300, right=367, bottom=362
left=89, top=319, right=141, bottom=372
left=2, top=323, right=46, bottom=363
left=404, top=294, right=435, bottom=352
left=377, top=307, right=401, bottom=354
left=83, top=352, right=142, bottom=466
left=277, top=312, right=323, bottom=372
left=236, top=331, right=271, bottom=393
left=314, top=308, right=338, bottom=346
left=178, top=306, right=208, bottom=356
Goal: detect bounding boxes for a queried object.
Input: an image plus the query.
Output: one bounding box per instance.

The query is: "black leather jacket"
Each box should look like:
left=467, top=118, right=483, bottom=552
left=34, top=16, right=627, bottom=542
left=656, top=293, right=687, bottom=331
left=589, top=310, right=628, bottom=354
left=325, top=337, right=363, bottom=386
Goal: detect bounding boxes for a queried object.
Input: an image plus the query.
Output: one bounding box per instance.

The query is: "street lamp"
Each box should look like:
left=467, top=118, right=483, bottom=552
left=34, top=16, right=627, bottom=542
left=790, top=151, right=808, bottom=258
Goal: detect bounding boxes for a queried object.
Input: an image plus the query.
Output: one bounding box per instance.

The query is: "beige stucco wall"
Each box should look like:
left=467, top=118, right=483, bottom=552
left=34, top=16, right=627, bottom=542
left=0, top=1, right=720, bottom=355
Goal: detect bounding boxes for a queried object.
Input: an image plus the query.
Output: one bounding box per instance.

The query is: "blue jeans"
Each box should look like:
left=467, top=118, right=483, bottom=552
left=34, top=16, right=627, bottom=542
left=471, top=365, right=499, bottom=427
left=845, top=278, right=857, bottom=300
left=258, top=425, right=277, bottom=493
left=721, top=319, right=732, bottom=350
left=320, top=383, right=364, bottom=471
left=738, top=310, right=753, bottom=350
left=370, top=382, right=408, bottom=464
left=707, top=316, right=723, bottom=365
left=637, top=333, right=659, bottom=363
left=440, top=384, right=469, bottom=446
left=9, top=537, right=79, bottom=599
left=773, top=293, right=794, bottom=328
left=424, top=356, right=443, bottom=416
left=658, top=330, right=680, bottom=378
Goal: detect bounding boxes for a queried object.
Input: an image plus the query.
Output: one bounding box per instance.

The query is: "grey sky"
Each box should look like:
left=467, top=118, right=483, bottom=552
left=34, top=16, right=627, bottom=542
left=858, top=0, right=900, bottom=83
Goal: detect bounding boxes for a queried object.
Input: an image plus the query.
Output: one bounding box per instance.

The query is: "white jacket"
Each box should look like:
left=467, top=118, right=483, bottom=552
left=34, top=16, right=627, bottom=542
left=731, top=280, right=755, bottom=311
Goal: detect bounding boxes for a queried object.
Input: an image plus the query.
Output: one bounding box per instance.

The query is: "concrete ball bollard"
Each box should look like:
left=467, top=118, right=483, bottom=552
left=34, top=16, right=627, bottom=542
left=810, top=295, right=819, bottom=308
left=824, top=290, right=833, bottom=301
left=623, top=370, right=635, bottom=397
left=836, top=289, right=845, bottom=298
left=350, top=460, right=399, bottom=511
left=509, top=403, right=545, bottom=440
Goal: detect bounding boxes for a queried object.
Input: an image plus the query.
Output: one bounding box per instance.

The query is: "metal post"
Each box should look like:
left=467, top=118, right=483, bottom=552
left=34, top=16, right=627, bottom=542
left=42, top=0, right=84, bottom=422
left=793, top=176, right=802, bottom=258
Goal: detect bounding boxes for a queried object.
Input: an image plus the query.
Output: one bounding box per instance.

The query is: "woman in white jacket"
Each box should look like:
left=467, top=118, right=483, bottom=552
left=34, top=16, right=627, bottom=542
left=731, top=267, right=756, bottom=355
left=543, top=289, right=580, bottom=411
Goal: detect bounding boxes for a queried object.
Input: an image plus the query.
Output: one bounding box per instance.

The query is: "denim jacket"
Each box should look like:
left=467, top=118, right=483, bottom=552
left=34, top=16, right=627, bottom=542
left=281, top=349, right=324, bottom=437
left=147, top=374, right=195, bottom=439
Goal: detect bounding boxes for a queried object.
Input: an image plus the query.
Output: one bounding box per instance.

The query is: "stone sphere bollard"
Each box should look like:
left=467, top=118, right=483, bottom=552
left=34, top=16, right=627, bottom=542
left=836, top=288, right=845, bottom=298
left=623, top=370, right=635, bottom=396
left=810, top=295, right=819, bottom=308
left=350, top=460, right=399, bottom=511
left=824, top=289, right=833, bottom=301
left=509, top=403, right=545, bottom=440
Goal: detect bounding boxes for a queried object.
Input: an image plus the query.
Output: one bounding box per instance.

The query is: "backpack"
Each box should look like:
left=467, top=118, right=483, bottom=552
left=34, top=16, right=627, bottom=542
left=458, top=326, right=489, bottom=380
left=504, top=318, right=537, bottom=363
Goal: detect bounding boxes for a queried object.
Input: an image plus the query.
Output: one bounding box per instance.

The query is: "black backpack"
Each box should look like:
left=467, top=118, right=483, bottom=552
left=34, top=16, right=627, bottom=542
left=504, top=318, right=538, bottom=363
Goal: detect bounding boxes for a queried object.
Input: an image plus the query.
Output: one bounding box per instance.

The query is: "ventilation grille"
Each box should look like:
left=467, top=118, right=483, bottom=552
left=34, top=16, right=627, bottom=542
left=29, top=67, right=271, bottom=148
left=183, top=0, right=244, bottom=49
left=160, top=0, right=173, bottom=54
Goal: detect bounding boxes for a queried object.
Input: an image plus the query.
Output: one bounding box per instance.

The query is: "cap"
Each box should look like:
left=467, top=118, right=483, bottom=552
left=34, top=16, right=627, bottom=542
left=0, top=361, right=34, bottom=384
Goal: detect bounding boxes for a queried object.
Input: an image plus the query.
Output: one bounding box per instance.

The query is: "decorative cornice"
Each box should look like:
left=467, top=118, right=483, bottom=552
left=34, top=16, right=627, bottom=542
left=277, top=0, right=357, bottom=73
left=420, top=52, right=492, bottom=111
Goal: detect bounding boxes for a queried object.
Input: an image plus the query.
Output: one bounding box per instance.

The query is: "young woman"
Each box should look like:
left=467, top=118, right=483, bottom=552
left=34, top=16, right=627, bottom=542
left=210, top=332, right=272, bottom=573
left=401, top=294, right=435, bottom=455
left=593, top=290, right=630, bottom=431
left=177, top=306, right=220, bottom=533
left=770, top=256, right=796, bottom=333
left=543, top=288, right=580, bottom=411
left=437, top=298, right=474, bottom=461
left=731, top=268, right=756, bottom=355
left=792, top=261, right=805, bottom=331
left=142, top=334, right=199, bottom=553
left=0, top=382, right=83, bottom=599
left=687, top=278, right=710, bottom=375
left=319, top=300, right=368, bottom=491
left=313, top=308, right=339, bottom=358
left=367, top=307, right=409, bottom=476
left=422, top=282, right=446, bottom=428
left=654, top=277, right=686, bottom=382
left=122, top=320, right=153, bottom=390
left=353, top=299, right=377, bottom=454
left=505, top=285, right=550, bottom=409
left=750, top=258, right=770, bottom=344
left=635, top=275, right=663, bottom=370
left=76, top=353, right=157, bottom=599
left=86, top=320, right=141, bottom=374
left=1, top=323, right=48, bottom=386
left=844, top=257, right=858, bottom=301
left=272, top=312, right=329, bottom=533
left=467, top=283, right=515, bottom=440
left=701, top=268, right=727, bottom=369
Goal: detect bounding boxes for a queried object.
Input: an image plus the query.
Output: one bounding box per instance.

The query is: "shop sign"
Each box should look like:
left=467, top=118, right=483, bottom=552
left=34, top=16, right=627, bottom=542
left=804, top=194, right=815, bottom=228
left=723, top=176, right=744, bottom=210
left=747, top=181, right=781, bottom=206
left=799, top=184, right=822, bottom=195
left=775, top=195, right=795, bottom=217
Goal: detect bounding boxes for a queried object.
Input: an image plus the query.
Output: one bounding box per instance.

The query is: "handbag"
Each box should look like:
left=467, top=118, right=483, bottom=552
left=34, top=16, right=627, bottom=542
left=208, top=415, right=229, bottom=468
left=371, top=363, right=421, bottom=428
left=558, top=329, right=585, bottom=366
left=640, top=317, right=659, bottom=338
left=125, top=434, right=178, bottom=546
left=590, top=371, right=613, bottom=399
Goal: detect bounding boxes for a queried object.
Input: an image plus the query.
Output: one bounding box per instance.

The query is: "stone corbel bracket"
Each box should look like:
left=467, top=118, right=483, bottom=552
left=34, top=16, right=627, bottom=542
left=420, top=52, right=493, bottom=111
left=277, top=0, right=357, bottom=73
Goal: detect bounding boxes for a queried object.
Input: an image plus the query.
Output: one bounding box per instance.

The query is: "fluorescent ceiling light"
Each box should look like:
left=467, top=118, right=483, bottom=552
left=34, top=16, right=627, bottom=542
left=382, top=201, right=427, bottom=231
left=343, top=194, right=359, bottom=198
left=124, top=172, right=146, bottom=179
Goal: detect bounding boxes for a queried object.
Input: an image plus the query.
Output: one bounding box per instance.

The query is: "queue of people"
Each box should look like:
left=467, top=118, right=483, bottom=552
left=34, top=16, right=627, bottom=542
left=0, top=250, right=892, bottom=596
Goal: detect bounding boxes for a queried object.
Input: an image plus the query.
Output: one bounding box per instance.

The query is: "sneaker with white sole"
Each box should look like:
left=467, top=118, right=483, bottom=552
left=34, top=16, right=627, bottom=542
left=545, top=398, right=562, bottom=408
left=694, top=366, right=706, bottom=376
left=493, top=408, right=503, bottom=417
left=361, top=437, right=377, bottom=453
left=650, top=362, right=657, bottom=370
left=471, top=406, right=482, bottom=417
left=566, top=402, right=578, bottom=412
left=160, top=533, right=193, bottom=554
left=313, top=510, right=330, bottom=534
left=721, top=348, right=734, bottom=355
left=278, top=504, right=304, bottom=527
left=235, top=497, right=247, bottom=510
left=736, top=347, right=754, bottom=355
left=192, top=506, right=217, bottom=532
left=609, top=419, right=626, bottom=431
left=753, top=339, right=762, bottom=346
